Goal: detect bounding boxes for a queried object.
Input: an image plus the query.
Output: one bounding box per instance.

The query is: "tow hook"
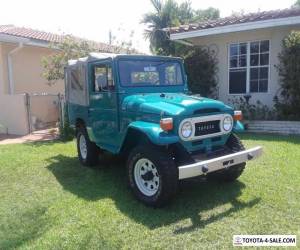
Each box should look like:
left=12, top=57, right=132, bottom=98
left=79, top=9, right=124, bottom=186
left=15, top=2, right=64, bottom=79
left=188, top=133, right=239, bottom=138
left=248, top=153, right=254, bottom=160
left=202, top=165, right=208, bottom=174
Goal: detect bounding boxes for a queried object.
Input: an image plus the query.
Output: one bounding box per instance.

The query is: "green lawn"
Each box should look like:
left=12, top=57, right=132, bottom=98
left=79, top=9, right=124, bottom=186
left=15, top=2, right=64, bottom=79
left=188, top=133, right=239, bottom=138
left=0, top=134, right=299, bottom=249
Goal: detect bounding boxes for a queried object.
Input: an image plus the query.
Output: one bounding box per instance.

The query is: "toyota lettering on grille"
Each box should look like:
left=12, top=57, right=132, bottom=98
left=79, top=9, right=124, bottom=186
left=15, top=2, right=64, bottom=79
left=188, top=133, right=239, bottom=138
left=194, top=120, right=220, bottom=136
left=197, top=124, right=215, bottom=131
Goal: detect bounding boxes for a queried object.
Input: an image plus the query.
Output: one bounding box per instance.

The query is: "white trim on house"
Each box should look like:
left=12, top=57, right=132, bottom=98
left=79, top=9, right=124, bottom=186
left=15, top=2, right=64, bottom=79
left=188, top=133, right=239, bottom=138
left=0, top=33, right=55, bottom=49
left=7, top=43, right=23, bottom=94
left=170, top=16, right=300, bottom=40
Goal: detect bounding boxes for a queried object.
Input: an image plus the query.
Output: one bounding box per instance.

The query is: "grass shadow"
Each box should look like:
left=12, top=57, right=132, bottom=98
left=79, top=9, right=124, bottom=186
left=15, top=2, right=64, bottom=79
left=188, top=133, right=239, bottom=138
left=22, top=139, right=68, bottom=147
left=46, top=154, right=261, bottom=232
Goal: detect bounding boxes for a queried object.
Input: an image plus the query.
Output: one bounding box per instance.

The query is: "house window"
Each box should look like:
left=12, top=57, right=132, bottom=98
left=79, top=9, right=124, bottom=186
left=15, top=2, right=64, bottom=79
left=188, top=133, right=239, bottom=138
left=229, top=40, right=269, bottom=94
left=229, top=43, right=247, bottom=94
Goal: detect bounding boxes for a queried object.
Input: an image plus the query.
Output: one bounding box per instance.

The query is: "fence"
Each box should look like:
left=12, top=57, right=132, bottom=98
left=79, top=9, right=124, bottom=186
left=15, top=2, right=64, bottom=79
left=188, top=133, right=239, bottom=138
left=0, top=93, right=63, bottom=135
left=0, top=94, right=29, bottom=135
left=28, top=93, right=63, bottom=132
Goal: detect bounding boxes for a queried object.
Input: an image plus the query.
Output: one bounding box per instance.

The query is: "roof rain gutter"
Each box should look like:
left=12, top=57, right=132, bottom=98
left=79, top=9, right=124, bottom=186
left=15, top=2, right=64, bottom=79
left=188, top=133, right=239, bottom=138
left=173, top=39, right=194, bottom=47
left=170, top=15, right=300, bottom=40
left=8, top=43, right=23, bottom=94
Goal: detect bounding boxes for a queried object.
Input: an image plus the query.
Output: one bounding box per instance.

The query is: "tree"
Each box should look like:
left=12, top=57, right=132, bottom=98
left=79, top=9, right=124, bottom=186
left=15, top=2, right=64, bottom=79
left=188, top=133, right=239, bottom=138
left=293, top=0, right=300, bottom=7
left=184, top=47, right=218, bottom=97
left=42, top=35, right=135, bottom=85
left=275, top=31, right=300, bottom=120
left=142, top=0, right=219, bottom=55
left=42, top=36, right=96, bottom=85
left=142, top=0, right=179, bottom=55
left=193, top=7, right=220, bottom=22
left=109, top=29, right=136, bottom=54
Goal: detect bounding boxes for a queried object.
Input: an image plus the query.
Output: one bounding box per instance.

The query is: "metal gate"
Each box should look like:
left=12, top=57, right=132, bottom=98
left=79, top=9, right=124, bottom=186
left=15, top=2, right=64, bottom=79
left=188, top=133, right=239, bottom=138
left=27, top=93, right=63, bottom=133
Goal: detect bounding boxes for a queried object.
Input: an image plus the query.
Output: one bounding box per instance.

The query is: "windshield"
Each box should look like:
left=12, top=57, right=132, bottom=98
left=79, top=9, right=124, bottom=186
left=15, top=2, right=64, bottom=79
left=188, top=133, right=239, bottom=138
left=118, top=60, right=184, bottom=87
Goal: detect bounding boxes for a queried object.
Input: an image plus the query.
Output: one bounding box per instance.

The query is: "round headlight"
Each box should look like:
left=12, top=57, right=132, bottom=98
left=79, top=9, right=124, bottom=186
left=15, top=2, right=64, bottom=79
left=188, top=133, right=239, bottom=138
left=223, top=116, right=233, bottom=131
left=181, top=121, right=193, bottom=138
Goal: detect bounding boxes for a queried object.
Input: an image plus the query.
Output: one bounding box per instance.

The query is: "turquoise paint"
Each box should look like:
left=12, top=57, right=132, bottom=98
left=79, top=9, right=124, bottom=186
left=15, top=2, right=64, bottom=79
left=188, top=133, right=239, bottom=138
left=233, top=121, right=245, bottom=133
left=127, top=121, right=179, bottom=145
left=66, top=54, right=238, bottom=155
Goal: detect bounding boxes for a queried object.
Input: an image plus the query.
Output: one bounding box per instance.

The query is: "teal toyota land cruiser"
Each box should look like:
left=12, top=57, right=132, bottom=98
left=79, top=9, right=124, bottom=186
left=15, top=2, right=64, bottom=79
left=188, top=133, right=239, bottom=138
left=65, top=53, right=262, bottom=207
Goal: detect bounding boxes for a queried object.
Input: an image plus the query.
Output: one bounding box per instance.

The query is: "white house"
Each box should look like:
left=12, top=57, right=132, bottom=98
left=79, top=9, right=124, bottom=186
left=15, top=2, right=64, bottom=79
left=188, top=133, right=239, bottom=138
left=168, top=8, right=300, bottom=107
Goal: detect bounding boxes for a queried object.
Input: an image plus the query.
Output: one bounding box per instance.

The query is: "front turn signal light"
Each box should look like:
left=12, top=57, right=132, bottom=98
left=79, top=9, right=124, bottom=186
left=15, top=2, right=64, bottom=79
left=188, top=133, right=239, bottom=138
left=160, top=118, right=173, bottom=131
left=234, top=110, right=243, bottom=121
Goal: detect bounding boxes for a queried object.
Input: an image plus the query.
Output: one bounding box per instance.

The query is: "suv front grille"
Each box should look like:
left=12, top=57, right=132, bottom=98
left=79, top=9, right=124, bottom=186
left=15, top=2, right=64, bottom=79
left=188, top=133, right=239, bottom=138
left=193, top=108, right=220, bottom=115
left=194, top=120, right=220, bottom=136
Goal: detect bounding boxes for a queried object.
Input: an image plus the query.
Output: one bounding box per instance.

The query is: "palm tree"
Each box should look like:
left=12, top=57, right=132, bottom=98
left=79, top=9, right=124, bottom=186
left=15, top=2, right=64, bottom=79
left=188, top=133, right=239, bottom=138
left=293, top=0, right=300, bottom=7
left=142, top=0, right=180, bottom=55
left=142, top=0, right=219, bottom=55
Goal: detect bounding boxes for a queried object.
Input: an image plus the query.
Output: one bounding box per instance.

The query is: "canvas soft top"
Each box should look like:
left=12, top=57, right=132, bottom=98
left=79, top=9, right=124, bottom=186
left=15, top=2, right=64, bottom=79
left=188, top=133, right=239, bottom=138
left=67, top=53, right=183, bottom=67
left=68, top=53, right=119, bottom=66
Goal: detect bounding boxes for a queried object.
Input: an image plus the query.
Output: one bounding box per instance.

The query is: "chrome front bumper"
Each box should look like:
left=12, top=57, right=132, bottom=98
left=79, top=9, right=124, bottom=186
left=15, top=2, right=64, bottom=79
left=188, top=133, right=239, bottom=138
left=178, top=146, right=263, bottom=180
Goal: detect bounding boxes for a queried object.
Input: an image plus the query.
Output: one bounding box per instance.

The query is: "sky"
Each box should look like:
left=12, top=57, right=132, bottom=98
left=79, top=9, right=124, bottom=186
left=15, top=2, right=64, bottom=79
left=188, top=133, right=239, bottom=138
left=0, top=0, right=297, bottom=53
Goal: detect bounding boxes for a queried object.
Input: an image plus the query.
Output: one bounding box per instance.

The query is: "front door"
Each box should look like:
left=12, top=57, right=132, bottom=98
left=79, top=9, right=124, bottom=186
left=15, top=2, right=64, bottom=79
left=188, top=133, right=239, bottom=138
left=88, top=61, right=119, bottom=151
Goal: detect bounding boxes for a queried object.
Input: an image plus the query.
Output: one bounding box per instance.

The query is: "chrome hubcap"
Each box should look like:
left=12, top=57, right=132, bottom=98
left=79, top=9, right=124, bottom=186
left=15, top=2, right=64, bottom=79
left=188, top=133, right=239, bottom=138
left=79, top=134, right=87, bottom=160
left=134, top=158, right=160, bottom=196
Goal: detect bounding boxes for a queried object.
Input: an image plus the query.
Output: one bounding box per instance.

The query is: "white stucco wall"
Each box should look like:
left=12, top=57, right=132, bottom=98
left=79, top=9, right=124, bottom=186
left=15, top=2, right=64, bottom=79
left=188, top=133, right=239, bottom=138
left=0, top=94, right=29, bottom=135
left=186, top=25, right=300, bottom=107
left=0, top=42, right=64, bottom=95
left=0, top=44, right=6, bottom=95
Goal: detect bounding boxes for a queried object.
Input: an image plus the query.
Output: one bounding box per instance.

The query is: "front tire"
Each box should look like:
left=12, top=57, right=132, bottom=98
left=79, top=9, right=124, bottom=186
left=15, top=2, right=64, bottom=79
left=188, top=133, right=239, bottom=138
left=207, top=134, right=246, bottom=182
left=76, top=127, right=99, bottom=166
left=127, top=144, right=178, bottom=207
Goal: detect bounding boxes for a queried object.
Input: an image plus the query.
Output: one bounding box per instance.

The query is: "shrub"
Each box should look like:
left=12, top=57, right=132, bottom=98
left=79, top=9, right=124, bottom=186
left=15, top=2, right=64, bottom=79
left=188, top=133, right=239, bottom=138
left=275, top=31, right=300, bottom=121
left=229, top=97, right=277, bottom=121
left=59, top=106, right=74, bottom=141
left=183, top=47, right=218, bottom=97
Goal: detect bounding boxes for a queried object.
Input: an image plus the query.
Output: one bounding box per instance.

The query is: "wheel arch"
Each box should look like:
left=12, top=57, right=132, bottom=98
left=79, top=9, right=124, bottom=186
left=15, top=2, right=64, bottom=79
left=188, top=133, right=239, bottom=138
left=119, top=127, right=151, bottom=156
left=75, top=118, right=86, bottom=135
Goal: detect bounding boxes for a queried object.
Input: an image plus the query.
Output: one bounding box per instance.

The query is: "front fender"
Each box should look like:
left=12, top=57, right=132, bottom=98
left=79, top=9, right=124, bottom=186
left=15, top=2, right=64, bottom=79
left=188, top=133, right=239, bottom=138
left=128, top=121, right=179, bottom=145
left=233, top=121, right=245, bottom=133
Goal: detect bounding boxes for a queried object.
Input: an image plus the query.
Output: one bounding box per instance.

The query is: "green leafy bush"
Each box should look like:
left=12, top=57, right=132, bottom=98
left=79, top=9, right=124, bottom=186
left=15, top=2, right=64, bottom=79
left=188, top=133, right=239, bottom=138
left=184, top=47, right=218, bottom=97
left=275, top=31, right=300, bottom=121
left=229, top=97, right=277, bottom=121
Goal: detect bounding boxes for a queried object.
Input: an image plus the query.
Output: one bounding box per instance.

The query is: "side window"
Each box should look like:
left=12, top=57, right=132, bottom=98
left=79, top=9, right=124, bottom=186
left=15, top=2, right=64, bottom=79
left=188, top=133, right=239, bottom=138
left=68, top=65, right=88, bottom=106
left=70, top=68, right=83, bottom=90
left=93, top=64, right=114, bottom=92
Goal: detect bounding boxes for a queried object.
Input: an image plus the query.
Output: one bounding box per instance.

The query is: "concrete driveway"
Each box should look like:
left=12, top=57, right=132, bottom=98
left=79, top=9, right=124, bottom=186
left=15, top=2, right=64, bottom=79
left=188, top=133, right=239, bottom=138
left=0, top=128, right=58, bottom=145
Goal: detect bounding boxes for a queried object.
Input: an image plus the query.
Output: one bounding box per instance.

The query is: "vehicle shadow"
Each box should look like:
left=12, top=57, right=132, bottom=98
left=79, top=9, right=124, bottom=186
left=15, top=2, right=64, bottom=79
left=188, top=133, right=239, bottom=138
left=46, top=154, right=260, bottom=233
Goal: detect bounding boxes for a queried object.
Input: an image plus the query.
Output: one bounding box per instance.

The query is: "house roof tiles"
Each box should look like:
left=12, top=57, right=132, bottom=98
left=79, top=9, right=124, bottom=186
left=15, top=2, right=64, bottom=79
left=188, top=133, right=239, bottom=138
left=167, top=8, right=300, bottom=34
left=0, top=24, right=122, bottom=53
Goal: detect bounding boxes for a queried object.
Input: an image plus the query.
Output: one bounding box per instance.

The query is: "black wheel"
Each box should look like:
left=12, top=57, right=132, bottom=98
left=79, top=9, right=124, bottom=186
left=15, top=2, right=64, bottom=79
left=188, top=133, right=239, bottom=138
left=76, top=126, right=99, bottom=166
left=207, top=134, right=246, bottom=182
left=127, top=144, right=178, bottom=207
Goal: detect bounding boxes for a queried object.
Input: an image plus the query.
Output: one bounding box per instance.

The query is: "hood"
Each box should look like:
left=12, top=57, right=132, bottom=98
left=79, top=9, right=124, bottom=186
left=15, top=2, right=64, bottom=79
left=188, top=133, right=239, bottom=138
left=122, top=93, right=232, bottom=116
